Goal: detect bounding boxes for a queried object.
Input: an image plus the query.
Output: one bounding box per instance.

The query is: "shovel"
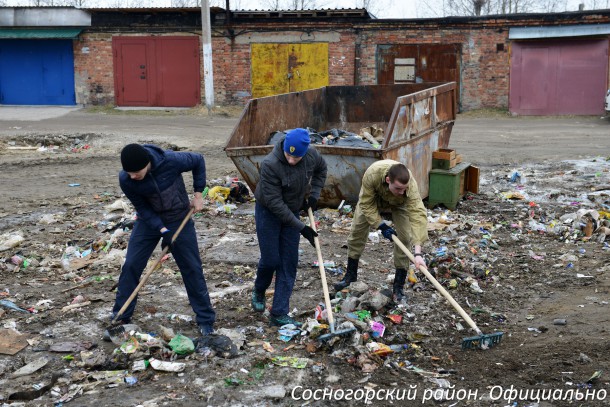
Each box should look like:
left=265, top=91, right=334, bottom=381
left=307, top=208, right=356, bottom=342
left=391, top=235, right=503, bottom=349
left=105, top=206, right=196, bottom=341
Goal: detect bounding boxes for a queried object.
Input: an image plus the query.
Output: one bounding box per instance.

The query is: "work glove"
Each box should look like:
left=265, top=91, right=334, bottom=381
left=161, top=229, right=174, bottom=252
left=300, top=225, right=318, bottom=247
left=301, top=197, right=318, bottom=212
left=378, top=223, right=397, bottom=241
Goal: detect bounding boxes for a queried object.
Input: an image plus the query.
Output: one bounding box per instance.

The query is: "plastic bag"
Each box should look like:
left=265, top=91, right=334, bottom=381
left=168, top=334, right=195, bottom=355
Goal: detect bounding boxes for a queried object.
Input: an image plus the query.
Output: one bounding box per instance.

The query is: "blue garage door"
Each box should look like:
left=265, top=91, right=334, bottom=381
left=0, top=39, right=76, bottom=105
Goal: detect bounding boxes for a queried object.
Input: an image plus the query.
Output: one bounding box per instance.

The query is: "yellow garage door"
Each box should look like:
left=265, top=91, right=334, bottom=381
left=251, top=43, right=329, bottom=98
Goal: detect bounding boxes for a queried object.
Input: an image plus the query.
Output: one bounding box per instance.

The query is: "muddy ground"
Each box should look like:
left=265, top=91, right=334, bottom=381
left=0, top=109, right=609, bottom=407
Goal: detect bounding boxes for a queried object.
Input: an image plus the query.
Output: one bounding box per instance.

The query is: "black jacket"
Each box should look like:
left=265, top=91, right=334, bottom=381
left=254, top=138, right=327, bottom=230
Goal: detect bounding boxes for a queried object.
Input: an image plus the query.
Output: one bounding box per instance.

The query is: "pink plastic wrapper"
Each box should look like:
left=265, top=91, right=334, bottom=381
left=370, top=321, right=386, bottom=338
left=10, top=255, right=23, bottom=266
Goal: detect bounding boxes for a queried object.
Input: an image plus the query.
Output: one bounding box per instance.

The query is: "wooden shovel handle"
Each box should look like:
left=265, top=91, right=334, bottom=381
left=307, top=208, right=335, bottom=329
left=391, top=235, right=483, bottom=335
left=112, top=207, right=195, bottom=323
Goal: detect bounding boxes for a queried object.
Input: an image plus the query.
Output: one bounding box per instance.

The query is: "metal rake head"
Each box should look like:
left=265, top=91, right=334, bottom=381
left=462, top=331, right=504, bottom=350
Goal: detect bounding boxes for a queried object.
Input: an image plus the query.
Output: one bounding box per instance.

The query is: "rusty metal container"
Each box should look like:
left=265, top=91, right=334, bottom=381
left=225, top=82, right=456, bottom=208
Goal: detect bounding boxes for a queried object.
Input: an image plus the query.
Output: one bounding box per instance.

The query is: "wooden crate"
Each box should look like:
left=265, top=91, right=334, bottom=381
left=432, top=148, right=456, bottom=161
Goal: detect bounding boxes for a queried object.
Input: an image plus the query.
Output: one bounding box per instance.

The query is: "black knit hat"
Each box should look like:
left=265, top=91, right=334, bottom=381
left=121, top=144, right=150, bottom=172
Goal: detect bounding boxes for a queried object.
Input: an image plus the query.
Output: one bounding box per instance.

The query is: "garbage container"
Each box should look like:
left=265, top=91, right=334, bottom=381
left=224, top=82, right=456, bottom=208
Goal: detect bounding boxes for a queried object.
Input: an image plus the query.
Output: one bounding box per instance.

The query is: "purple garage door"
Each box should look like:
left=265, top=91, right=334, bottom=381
left=509, top=39, right=609, bottom=115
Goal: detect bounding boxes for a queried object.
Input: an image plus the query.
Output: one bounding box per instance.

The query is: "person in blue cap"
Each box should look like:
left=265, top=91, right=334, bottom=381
left=251, top=128, right=327, bottom=327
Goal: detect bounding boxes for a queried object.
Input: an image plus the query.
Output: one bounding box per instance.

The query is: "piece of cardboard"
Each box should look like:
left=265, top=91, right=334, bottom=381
left=0, top=329, right=31, bottom=355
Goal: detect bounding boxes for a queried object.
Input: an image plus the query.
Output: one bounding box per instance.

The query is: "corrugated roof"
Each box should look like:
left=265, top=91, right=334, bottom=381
left=230, top=8, right=369, bottom=18
left=0, top=28, right=82, bottom=39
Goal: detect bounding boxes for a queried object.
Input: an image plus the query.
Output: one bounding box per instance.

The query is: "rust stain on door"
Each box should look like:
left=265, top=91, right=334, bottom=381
left=251, top=43, right=329, bottom=98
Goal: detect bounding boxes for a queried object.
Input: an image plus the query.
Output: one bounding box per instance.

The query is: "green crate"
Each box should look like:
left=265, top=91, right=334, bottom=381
left=432, top=157, right=455, bottom=170
left=428, top=162, right=470, bottom=210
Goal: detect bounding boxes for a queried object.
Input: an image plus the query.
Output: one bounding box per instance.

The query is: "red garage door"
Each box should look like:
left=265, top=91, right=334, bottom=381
left=509, top=39, right=608, bottom=115
left=113, top=36, right=200, bottom=107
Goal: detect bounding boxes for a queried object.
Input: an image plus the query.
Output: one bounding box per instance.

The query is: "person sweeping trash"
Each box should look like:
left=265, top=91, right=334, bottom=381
left=251, top=128, right=327, bottom=327
left=334, top=160, right=428, bottom=302
left=106, top=143, right=235, bottom=356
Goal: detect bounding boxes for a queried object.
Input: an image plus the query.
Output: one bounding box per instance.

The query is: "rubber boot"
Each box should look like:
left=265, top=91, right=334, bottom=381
left=251, top=288, right=266, bottom=313
left=393, top=268, right=407, bottom=302
left=334, top=257, right=358, bottom=291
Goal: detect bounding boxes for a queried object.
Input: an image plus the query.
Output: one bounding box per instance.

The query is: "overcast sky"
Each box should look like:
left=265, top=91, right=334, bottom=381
left=230, top=1, right=417, bottom=18
left=3, top=0, right=594, bottom=17
left=227, top=0, right=595, bottom=17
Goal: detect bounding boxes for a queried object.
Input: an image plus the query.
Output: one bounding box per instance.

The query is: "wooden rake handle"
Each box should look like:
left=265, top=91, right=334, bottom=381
left=112, top=207, right=195, bottom=323
left=307, top=208, right=335, bottom=330
left=391, top=234, right=483, bottom=335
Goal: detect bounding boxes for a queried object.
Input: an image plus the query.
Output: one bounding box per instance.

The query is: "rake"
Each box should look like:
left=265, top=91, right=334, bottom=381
left=307, top=208, right=356, bottom=342
left=391, top=235, right=503, bottom=349
left=105, top=207, right=195, bottom=342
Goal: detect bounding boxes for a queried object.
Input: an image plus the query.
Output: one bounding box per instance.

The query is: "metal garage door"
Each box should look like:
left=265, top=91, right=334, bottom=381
left=0, top=39, right=76, bottom=105
left=113, top=36, right=200, bottom=107
left=376, top=44, right=461, bottom=110
left=251, top=43, right=329, bottom=98
left=509, top=39, right=608, bottom=115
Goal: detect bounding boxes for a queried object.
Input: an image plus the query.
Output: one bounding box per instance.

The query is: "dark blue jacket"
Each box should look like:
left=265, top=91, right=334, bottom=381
left=119, top=144, right=206, bottom=231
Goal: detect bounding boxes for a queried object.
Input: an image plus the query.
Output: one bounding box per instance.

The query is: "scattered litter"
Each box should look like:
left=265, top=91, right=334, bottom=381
left=271, top=356, right=309, bottom=369
left=0, top=299, right=30, bottom=313
left=0, top=231, right=24, bottom=252
left=10, top=357, right=49, bottom=378
left=0, top=330, right=30, bottom=357
left=168, top=334, right=195, bottom=355
left=149, top=358, right=186, bottom=372
left=49, top=341, right=94, bottom=353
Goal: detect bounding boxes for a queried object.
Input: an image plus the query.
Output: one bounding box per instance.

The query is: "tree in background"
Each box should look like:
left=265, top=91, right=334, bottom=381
left=417, top=0, right=597, bottom=16
left=260, top=0, right=318, bottom=10
left=3, top=0, right=605, bottom=15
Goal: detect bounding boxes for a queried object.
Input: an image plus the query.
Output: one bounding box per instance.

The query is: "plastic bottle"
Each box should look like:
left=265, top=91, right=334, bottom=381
left=168, top=313, right=192, bottom=322
left=389, top=344, right=409, bottom=353
left=368, top=231, right=380, bottom=243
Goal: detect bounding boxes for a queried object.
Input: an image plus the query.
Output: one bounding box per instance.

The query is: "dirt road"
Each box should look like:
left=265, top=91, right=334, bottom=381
left=0, top=109, right=608, bottom=406
left=0, top=109, right=607, bottom=215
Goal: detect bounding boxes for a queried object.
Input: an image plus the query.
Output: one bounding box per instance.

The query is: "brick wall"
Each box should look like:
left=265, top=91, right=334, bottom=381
left=74, top=33, right=115, bottom=105
left=77, top=11, right=610, bottom=111
left=211, top=37, right=252, bottom=105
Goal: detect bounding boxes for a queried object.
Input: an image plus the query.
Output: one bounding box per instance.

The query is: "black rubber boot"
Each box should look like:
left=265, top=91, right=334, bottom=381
left=393, top=268, right=407, bottom=302
left=334, top=257, right=359, bottom=291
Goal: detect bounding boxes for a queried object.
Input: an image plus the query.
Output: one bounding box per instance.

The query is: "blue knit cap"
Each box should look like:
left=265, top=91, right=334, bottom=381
left=283, top=128, right=310, bottom=157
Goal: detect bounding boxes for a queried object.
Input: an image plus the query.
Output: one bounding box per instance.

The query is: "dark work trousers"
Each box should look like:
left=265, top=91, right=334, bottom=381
left=112, top=217, right=216, bottom=329
left=254, top=202, right=301, bottom=317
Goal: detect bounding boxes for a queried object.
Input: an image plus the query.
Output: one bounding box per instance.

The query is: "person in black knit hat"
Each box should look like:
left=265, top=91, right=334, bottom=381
left=107, top=143, right=234, bottom=355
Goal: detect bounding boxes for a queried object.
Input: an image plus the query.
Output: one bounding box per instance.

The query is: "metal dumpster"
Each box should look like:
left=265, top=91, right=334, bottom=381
left=225, top=82, right=456, bottom=208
